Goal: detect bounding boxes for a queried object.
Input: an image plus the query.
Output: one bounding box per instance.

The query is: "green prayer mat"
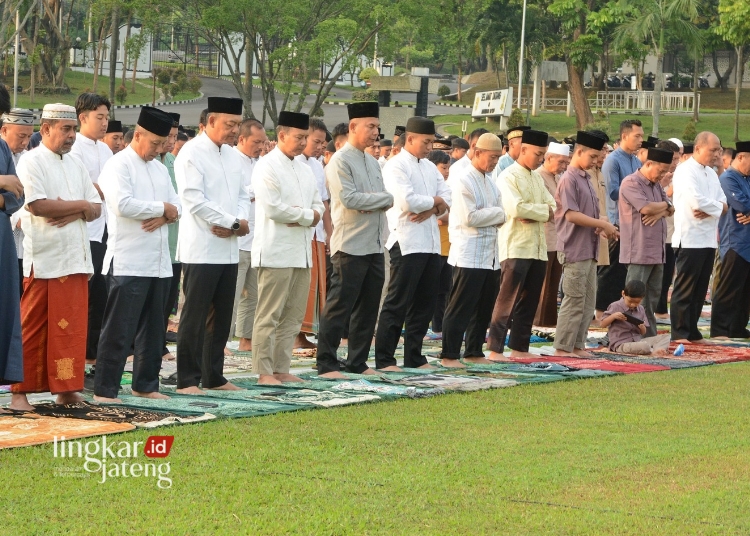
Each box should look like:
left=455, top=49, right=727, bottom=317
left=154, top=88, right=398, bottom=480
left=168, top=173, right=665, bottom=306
left=112, top=394, right=304, bottom=419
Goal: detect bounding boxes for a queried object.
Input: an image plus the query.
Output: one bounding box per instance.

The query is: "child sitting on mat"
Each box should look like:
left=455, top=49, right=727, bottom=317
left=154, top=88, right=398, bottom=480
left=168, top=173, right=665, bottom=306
left=600, top=280, right=671, bottom=355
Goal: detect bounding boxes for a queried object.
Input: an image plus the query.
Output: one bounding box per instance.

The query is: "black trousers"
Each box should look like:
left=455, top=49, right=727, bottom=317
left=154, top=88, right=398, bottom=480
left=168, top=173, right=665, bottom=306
left=431, top=256, right=453, bottom=332
left=670, top=247, right=714, bottom=341
left=440, top=267, right=500, bottom=360
left=710, top=249, right=750, bottom=338
left=488, top=258, right=547, bottom=353
left=655, top=243, right=675, bottom=314
left=87, top=233, right=108, bottom=361
left=374, top=243, right=442, bottom=368
left=94, top=276, right=170, bottom=398
left=162, top=262, right=182, bottom=355
left=177, top=263, right=238, bottom=388
left=595, top=236, right=628, bottom=311
left=316, top=252, right=385, bottom=374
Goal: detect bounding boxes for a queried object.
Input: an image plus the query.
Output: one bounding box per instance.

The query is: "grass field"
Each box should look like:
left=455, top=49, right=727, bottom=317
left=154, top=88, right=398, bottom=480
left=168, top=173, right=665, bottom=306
left=434, top=112, right=750, bottom=143
left=4, top=363, right=750, bottom=534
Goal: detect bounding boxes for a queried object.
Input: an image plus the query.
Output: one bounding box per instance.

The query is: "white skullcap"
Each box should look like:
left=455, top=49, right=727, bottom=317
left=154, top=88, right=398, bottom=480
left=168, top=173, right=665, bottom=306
left=475, top=133, right=503, bottom=151
left=547, top=142, right=570, bottom=157
left=41, top=103, right=77, bottom=121
left=1, top=108, right=35, bottom=125
left=668, top=137, right=684, bottom=149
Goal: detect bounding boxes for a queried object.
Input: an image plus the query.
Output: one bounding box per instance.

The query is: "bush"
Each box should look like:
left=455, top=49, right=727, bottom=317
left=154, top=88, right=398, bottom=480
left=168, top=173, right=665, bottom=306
left=115, top=85, right=128, bottom=105
left=162, top=84, right=172, bottom=101
left=358, top=67, right=379, bottom=80
left=683, top=120, right=696, bottom=141
left=187, top=75, right=202, bottom=94
left=437, top=84, right=450, bottom=98
left=352, top=90, right=378, bottom=101
left=170, top=83, right=180, bottom=99
left=157, top=69, right=172, bottom=85
left=507, top=108, right=525, bottom=129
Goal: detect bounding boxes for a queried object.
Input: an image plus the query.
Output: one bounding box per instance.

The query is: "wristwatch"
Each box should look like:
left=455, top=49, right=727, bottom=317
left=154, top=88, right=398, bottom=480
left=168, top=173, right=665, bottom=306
left=231, top=218, right=241, bottom=231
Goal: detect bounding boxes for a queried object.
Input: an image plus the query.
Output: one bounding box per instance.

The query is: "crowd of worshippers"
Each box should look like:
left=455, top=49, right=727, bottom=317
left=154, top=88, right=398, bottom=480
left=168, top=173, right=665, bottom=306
left=1, top=81, right=750, bottom=409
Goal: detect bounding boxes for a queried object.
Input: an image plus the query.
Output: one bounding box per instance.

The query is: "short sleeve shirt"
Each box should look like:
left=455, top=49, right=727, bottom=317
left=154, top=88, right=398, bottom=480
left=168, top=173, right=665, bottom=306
left=618, top=170, right=668, bottom=265
left=554, top=166, right=599, bottom=263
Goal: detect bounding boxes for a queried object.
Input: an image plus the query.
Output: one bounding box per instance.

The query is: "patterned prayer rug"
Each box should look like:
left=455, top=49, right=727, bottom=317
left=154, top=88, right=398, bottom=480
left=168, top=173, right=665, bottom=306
left=0, top=414, right=135, bottom=449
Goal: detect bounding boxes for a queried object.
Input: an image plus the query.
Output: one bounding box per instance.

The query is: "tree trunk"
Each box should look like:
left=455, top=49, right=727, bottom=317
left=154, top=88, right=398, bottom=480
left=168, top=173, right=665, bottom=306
left=652, top=51, right=663, bottom=137
left=712, top=49, right=735, bottom=92
left=121, top=17, right=131, bottom=86
left=93, top=19, right=106, bottom=92
left=734, top=45, right=744, bottom=142
left=109, top=6, right=119, bottom=110
left=692, top=55, right=699, bottom=123
left=566, top=59, right=594, bottom=128
left=243, top=35, right=254, bottom=119
left=457, top=49, right=462, bottom=102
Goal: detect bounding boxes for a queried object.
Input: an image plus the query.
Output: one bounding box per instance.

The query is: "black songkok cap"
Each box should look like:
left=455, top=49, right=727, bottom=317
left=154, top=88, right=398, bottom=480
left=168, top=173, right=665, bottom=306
left=347, top=102, right=379, bottom=120
left=405, top=117, right=435, bottom=135
left=735, top=141, right=750, bottom=155
left=207, top=96, right=243, bottom=115
left=521, top=129, right=549, bottom=147
left=683, top=143, right=694, bottom=155
left=647, top=148, right=674, bottom=164
left=647, top=135, right=660, bottom=144
left=452, top=138, right=469, bottom=150
left=167, top=112, right=180, bottom=127
left=105, top=120, right=123, bottom=134
left=185, top=129, right=196, bottom=138
left=576, top=130, right=606, bottom=151
left=641, top=140, right=655, bottom=150
left=137, top=106, right=173, bottom=137
left=394, top=125, right=406, bottom=137
left=278, top=111, right=310, bottom=130
left=381, top=139, right=393, bottom=147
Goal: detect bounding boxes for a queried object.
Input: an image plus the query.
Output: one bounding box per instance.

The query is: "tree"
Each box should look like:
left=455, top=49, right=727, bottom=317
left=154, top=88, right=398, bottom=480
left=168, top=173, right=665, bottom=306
left=614, top=0, right=703, bottom=137
left=714, top=0, right=750, bottom=141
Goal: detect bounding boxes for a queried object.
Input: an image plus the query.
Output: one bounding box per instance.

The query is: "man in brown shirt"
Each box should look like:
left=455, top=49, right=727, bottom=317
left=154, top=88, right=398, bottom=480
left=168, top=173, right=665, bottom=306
left=618, top=147, right=674, bottom=336
left=553, top=131, right=618, bottom=357
left=534, top=142, right=569, bottom=327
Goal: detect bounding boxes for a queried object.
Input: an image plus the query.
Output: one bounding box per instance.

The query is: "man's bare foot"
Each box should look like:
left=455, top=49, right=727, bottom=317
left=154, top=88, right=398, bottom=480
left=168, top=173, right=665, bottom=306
left=361, top=368, right=382, bottom=375
left=238, top=338, right=252, bottom=352
left=340, top=338, right=349, bottom=346
left=224, top=347, right=234, bottom=356
left=553, top=349, right=578, bottom=357
left=319, top=371, right=347, bottom=379
left=487, top=351, right=506, bottom=362
left=176, top=386, right=206, bottom=395
left=294, top=333, right=317, bottom=349
left=573, top=349, right=595, bottom=357
left=273, top=373, right=304, bottom=383
left=418, top=364, right=437, bottom=369
left=132, top=390, right=170, bottom=399
left=8, top=394, right=35, bottom=412
left=85, top=359, right=96, bottom=366
left=655, top=313, right=669, bottom=319
left=56, top=392, right=85, bottom=405
left=463, top=357, right=493, bottom=364
left=378, top=365, right=403, bottom=372
left=674, top=338, right=712, bottom=345
left=440, top=358, right=466, bottom=368
left=509, top=350, right=537, bottom=358
left=126, top=355, right=134, bottom=363
left=208, top=382, right=243, bottom=391
left=163, top=352, right=176, bottom=361
left=93, top=395, right=123, bottom=403
left=258, top=375, right=282, bottom=385
left=652, top=349, right=669, bottom=356
left=711, top=335, right=729, bottom=340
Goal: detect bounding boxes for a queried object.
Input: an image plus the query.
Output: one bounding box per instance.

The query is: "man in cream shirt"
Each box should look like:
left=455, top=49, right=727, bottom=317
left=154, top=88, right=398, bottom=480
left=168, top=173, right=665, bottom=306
left=94, top=107, right=181, bottom=403
left=252, top=111, right=324, bottom=385
left=174, top=96, right=250, bottom=394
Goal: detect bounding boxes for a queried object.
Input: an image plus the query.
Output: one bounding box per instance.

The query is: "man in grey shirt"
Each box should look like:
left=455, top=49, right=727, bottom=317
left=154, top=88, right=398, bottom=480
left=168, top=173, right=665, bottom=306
left=316, top=102, right=394, bottom=377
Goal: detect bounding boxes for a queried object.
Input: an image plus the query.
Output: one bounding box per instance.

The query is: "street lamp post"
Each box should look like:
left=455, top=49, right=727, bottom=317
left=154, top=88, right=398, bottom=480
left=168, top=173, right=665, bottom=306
left=517, top=0, right=527, bottom=110
left=13, top=10, right=20, bottom=107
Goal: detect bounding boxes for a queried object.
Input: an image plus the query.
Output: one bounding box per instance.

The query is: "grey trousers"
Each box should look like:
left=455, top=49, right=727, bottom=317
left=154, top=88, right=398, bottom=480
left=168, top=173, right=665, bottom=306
left=230, top=250, right=258, bottom=340
left=626, top=263, right=664, bottom=338
left=554, top=255, right=597, bottom=352
left=617, top=333, right=671, bottom=354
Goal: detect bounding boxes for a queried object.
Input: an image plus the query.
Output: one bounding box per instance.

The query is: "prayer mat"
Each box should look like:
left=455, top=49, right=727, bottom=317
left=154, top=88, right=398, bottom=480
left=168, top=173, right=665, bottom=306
left=169, top=388, right=381, bottom=408
left=463, top=362, right=620, bottom=379
left=396, top=374, right=518, bottom=391
left=672, top=343, right=750, bottom=363
left=589, top=352, right=712, bottom=370
left=0, top=414, right=135, bottom=449
left=31, top=401, right=214, bottom=428
left=508, top=356, right=670, bottom=374
left=111, top=394, right=303, bottom=419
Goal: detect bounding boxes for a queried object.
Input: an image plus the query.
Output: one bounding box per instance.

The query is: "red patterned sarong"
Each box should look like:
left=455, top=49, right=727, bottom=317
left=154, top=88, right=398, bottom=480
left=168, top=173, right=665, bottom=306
left=301, top=240, right=327, bottom=334
left=12, top=270, right=88, bottom=394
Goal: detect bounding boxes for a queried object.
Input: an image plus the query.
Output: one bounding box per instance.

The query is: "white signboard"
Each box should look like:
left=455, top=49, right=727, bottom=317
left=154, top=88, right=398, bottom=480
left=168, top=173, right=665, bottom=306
left=471, top=88, right=513, bottom=118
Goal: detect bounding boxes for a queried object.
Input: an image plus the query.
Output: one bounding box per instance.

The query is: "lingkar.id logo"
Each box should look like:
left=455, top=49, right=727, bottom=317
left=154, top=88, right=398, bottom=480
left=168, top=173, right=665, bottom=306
left=53, top=435, right=174, bottom=488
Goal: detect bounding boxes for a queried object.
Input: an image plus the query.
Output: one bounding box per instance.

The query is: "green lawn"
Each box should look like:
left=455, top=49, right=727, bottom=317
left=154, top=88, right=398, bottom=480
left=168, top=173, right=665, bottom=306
left=4, top=363, right=750, bottom=533
left=435, top=112, right=750, bottom=143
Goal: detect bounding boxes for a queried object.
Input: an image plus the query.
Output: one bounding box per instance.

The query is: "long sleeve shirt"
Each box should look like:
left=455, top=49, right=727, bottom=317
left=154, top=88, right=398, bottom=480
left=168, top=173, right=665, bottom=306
left=719, top=166, right=750, bottom=262
left=602, top=147, right=642, bottom=226
left=17, top=143, right=101, bottom=278
left=325, top=142, right=393, bottom=256
left=174, top=134, right=250, bottom=264
left=163, top=152, right=179, bottom=264
left=497, top=162, right=556, bottom=262
left=234, top=149, right=256, bottom=253
left=251, top=147, right=325, bottom=268
left=99, top=145, right=182, bottom=278
left=69, top=133, right=112, bottom=242
left=383, top=149, right=452, bottom=255
left=296, top=153, right=329, bottom=243
left=672, top=157, right=726, bottom=249
left=490, top=153, right=516, bottom=183
left=447, top=164, right=504, bottom=270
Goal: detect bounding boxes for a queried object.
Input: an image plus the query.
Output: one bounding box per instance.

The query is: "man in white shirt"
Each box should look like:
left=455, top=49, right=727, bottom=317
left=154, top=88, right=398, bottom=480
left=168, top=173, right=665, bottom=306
left=375, top=116, right=452, bottom=371
left=174, top=97, right=250, bottom=394
left=10, top=104, right=102, bottom=411
left=670, top=131, right=727, bottom=343
left=316, top=102, right=394, bottom=378
left=230, top=118, right=267, bottom=353
left=69, top=93, right=112, bottom=365
left=379, top=139, right=392, bottom=168
left=1, top=108, right=34, bottom=296
left=93, top=107, right=181, bottom=403
left=439, top=133, right=505, bottom=368
left=448, top=128, right=489, bottom=181
left=252, top=111, right=324, bottom=385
